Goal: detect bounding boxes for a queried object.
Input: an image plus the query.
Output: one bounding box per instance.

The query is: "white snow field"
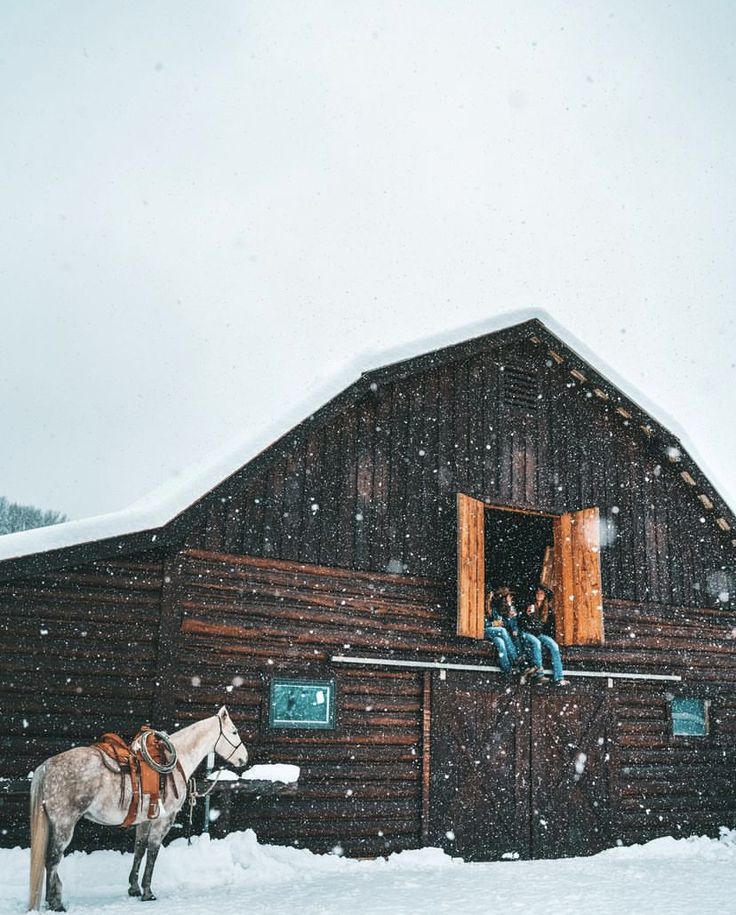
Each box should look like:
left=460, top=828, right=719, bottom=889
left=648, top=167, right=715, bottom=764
left=3, top=828, right=735, bottom=915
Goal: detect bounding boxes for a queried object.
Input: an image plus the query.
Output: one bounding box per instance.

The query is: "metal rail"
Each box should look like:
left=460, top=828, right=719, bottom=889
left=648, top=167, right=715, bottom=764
left=331, top=654, right=682, bottom=682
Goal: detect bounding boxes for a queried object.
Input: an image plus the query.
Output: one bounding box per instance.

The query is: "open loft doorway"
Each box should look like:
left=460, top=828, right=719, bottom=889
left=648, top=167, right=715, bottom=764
left=485, top=507, right=553, bottom=612
left=456, top=493, right=604, bottom=647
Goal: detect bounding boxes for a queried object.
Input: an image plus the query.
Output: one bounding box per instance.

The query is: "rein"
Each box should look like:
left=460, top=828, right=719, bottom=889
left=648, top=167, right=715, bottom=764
left=185, top=768, right=223, bottom=836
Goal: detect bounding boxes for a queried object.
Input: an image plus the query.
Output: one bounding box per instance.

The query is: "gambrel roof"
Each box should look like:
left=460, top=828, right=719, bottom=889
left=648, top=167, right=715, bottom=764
left=0, top=313, right=733, bottom=579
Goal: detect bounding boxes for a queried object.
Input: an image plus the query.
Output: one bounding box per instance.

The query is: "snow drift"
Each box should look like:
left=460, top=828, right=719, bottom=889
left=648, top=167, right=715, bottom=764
left=2, top=827, right=734, bottom=915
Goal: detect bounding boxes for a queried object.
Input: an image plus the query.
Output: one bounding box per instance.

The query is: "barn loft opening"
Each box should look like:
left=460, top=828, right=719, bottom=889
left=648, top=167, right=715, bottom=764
left=456, top=493, right=604, bottom=646
left=484, top=508, right=553, bottom=608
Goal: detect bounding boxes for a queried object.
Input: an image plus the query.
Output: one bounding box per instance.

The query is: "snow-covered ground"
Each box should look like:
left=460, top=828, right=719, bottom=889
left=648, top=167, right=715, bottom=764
left=4, top=828, right=736, bottom=915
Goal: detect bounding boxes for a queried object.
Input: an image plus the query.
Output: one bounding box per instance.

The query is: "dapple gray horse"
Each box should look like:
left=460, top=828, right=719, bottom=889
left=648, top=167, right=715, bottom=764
left=28, top=706, right=249, bottom=911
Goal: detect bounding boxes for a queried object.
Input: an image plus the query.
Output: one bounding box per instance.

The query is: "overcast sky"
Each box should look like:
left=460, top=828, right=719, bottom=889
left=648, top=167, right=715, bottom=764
left=1, top=1, right=735, bottom=522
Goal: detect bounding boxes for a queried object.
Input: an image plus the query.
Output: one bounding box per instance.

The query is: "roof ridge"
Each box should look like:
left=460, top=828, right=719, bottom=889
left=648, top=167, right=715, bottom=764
left=0, top=311, right=733, bottom=570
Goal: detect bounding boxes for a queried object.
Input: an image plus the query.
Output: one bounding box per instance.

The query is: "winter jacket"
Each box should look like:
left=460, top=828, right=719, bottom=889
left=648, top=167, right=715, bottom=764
left=519, top=603, right=556, bottom=639
left=489, top=596, right=522, bottom=651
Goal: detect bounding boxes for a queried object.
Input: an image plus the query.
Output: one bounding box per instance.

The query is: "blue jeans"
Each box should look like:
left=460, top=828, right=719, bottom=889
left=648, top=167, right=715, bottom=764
left=485, top=624, right=518, bottom=673
left=521, top=632, right=564, bottom=682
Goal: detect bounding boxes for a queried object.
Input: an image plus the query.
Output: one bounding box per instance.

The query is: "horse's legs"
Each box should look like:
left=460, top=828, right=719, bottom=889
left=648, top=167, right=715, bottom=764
left=45, top=818, right=76, bottom=912
left=128, top=821, right=151, bottom=897
left=140, top=843, right=161, bottom=902
left=140, top=816, right=174, bottom=902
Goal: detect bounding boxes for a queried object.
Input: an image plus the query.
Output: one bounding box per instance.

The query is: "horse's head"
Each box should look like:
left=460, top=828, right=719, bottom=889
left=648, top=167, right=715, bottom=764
left=213, top=706, right=249, bottom=768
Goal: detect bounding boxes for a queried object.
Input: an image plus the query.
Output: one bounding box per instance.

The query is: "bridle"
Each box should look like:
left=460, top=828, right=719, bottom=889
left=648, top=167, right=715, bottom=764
left=183, top=712, right=249, bottom=843
left=213, top=715, right=247, bottom=764
left=185, top=714, right=245, bottom=815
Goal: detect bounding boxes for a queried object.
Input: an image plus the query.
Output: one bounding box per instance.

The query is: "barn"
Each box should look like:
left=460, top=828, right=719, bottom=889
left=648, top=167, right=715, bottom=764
left=1, top=316, right=735, bottom=860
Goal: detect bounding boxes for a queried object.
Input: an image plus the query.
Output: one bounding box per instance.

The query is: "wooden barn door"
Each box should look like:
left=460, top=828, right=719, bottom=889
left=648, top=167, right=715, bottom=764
left=530, top=689, right=611, bottom=858
left=428, top=675, right=611, bottom=861
left=428, top=672, right=529, bottom=860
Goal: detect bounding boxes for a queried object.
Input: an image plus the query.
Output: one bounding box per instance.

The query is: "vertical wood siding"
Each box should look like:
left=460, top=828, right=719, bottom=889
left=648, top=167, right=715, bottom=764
left=184, top=336, right=733, bottom=611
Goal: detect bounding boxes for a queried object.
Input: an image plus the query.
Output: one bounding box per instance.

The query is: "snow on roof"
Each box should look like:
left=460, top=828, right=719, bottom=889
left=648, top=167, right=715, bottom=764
left=0, top=308, right=732, bottom=564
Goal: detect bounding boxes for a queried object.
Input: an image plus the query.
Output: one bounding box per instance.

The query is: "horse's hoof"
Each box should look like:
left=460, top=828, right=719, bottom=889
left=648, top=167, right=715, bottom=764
left=129, top=886, right=142, bottom=897
left=141, top=892, right=157, bottom=902
left=49, top=906, right=67, bottom=913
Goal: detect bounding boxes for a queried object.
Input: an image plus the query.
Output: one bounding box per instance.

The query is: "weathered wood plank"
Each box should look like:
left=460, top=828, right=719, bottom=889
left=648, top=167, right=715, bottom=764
left=456, top=492, right=485, bottom=638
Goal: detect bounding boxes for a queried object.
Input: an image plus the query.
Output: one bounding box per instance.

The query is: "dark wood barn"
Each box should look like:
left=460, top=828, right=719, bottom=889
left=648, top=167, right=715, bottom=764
left=2, top=317, right=736, bottom=860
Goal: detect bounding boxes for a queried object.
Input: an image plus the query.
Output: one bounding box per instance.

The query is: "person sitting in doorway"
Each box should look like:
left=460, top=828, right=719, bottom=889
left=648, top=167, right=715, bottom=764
left=484, top=588, right=519, bottom=675
left=496, top=586, right=535, bottom=674
left=518, top=585, right=569, bottom=687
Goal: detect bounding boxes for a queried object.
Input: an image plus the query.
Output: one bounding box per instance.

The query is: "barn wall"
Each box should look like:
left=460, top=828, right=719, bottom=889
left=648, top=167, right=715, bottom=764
left=0, top=554, right=165, bottom=846
left=184, top=333, right=734, bottom=610
left=1, top=546, right=734, bottom=853
left=603, top=601, right=736, bottom=845
left=610, top=681, right=736, bottom=846
left=169, top=550, right=439, bottom=856
left=165, top=550, right=736, bottom=856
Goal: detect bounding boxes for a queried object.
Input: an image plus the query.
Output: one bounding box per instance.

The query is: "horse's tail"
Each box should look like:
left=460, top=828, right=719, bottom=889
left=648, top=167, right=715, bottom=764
left=28, top=763, right=48, bottom=912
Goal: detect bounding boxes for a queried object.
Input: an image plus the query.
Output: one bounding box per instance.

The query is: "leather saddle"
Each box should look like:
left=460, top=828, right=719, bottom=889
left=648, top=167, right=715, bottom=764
left=93, top=726, right=184, bottom=828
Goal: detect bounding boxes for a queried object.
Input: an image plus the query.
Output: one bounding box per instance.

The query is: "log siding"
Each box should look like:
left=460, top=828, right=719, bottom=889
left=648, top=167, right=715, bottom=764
left=163, top=551, right=736, bottom=856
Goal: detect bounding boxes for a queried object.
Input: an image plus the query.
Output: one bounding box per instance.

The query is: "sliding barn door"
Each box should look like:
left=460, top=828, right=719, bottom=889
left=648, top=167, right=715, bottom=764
left=553, top=507, right=604, bottom=645
left=531, top=690, right=611, bottom=858
left=457, top=493, right=485, bottom=638
left=428, top=675, right=610, bottom=861
left=429, top=672, right=530, bottom=859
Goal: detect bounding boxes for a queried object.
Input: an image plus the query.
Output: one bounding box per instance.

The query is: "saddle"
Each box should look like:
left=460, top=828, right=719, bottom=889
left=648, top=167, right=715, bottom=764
left=93, top=726, right=184, bottom=828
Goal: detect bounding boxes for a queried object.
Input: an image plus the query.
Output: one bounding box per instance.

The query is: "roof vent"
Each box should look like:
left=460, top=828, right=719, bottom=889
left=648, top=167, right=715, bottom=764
left=501, top=364, right=540, bottom=411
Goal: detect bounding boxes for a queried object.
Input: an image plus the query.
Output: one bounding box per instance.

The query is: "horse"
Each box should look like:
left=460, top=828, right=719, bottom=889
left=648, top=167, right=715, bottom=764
left=28, top=706, right=249, bottom=912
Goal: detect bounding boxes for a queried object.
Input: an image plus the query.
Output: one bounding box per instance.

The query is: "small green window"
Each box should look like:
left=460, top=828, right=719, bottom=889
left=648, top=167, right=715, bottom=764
left=269, top=678, right=335, bottom=730
left=671, top=698, right=709, bottom=737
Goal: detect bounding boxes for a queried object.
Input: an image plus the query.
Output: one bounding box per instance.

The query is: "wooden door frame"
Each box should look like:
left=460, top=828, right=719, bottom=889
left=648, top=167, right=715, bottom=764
left=483, top=500, right=556, bottom=629
left=481, top=499, right=604, bottom=645
left=483, top=499, right=558, bottom=520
